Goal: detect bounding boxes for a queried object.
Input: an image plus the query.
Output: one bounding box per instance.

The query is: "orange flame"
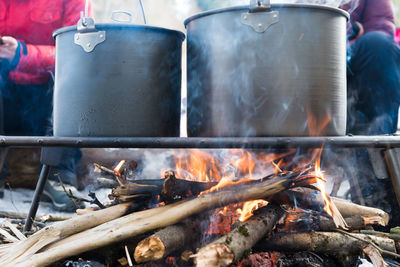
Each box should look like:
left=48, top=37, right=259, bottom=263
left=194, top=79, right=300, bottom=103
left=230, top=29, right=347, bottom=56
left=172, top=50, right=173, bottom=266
left=200, top=177, right=255, bottom=195
left=312, top=149, right=334, bottom=217
left=114, top=160, right=126, bottom=177
left=237, top=200, right=269, bottom=222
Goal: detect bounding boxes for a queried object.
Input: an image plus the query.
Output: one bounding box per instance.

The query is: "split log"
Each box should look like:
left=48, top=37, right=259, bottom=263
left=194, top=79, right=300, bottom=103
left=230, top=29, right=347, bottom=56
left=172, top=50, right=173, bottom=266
left=194, top=204, right=285, bottom=267
left=14, top=173, right=314, bottom=267
left=0, top=202, right=133, bottom=266
left=134, top=216, right=203, bottom=263
left=254, top=232, right=396, bottom=257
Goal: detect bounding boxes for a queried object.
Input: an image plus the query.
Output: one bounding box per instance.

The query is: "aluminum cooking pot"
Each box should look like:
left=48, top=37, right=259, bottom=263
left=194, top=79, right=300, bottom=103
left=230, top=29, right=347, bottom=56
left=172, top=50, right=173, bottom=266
left=53, top=15, right=185, bottom=137
left=185, top=0, right=349, bottom=137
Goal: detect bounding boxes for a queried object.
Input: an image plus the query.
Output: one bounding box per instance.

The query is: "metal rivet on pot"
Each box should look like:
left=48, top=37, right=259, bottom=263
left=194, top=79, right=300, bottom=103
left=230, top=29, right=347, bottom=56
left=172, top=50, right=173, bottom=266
left=258, top=23, right=262, bottom=28
left=76, top=36, right=79, bottom=40
left=100, top=34, right=104, bottom=38
left=243, top=15, right=248, bottom=20
left=87, top=43, right=91, bottom=47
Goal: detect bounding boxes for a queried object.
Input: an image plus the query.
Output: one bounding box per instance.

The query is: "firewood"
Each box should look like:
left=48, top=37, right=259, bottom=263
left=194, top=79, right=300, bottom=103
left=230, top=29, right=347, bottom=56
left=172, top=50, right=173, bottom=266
left=280, top=213, right=380, bottom=232
left=14, top=173, right=315, bottom=267
left=134, top=216, right=202, bottom=263
left=0, top=202, right=133, bottom=266
left=272, top=188, right=389, bottom=226
left=161, top=171, right=217, bottom=202
left=194, top=204, right=285, bottom=267
left=108, top=172, right=218, bottom=203
left=254, top=232, right=396, bottom=257
left=318, top=215, right=376, bottom=231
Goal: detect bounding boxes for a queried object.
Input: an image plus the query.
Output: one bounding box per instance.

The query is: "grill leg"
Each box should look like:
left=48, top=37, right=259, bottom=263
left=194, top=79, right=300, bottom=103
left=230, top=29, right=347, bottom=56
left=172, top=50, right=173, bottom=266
left=24, top=164, right=50, bottom=232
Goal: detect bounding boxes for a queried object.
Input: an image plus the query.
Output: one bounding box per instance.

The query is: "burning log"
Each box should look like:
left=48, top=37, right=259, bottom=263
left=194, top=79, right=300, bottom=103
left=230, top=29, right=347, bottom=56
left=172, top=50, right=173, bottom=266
left=108, top=171, right=217, bottom=203
left=161, top=170, right=217, bottom=202
left=254, top=232, right=397, bottom=258
left=134, top=216, right=203, bottom=263
left=280, top=212, right=383, bottom=232
left=194, top=204, right=285, bottom=267
left=11, top=172, right=315, bottom=267
left=272, top=188, right=389, bottom=226
left=0, top=202, right=133, bottom=266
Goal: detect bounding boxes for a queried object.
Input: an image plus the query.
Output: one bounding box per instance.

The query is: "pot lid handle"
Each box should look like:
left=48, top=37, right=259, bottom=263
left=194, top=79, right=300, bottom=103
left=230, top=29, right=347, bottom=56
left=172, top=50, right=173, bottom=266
left=74, top=6, right=106, bottom=53
left=242, top=0, right=279, bottom=33
left=249, top=0, right=271, bottom=12
left=111, top=11, right=133, bottom=24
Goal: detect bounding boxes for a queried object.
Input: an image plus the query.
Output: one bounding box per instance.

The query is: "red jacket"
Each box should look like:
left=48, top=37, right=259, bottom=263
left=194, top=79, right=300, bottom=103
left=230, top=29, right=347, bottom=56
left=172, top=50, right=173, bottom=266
left=0, top=0, right=91, bottom=85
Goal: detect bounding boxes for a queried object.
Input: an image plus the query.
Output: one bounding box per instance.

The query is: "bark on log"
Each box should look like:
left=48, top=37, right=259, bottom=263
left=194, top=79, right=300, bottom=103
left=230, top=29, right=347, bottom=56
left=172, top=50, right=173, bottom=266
left=15, top=174, right=309, bottom=267
left=0, top=202, right=132, bottom=266
left=254, top=232, right=396, bottom=256
left=194, top=204, right=285, bottom=267
left=134, top=217, right=202, bottom=263
left=319, top=215, right=377, bottom=231
left=280, top=214, right=377, bottom=232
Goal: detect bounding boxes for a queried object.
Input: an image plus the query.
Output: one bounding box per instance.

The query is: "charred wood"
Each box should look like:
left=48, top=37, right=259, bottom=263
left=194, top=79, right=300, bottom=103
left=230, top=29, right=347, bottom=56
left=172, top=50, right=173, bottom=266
left=279, top=213, right=380, bottom=233
left=271, top=188, right=389, bottom=226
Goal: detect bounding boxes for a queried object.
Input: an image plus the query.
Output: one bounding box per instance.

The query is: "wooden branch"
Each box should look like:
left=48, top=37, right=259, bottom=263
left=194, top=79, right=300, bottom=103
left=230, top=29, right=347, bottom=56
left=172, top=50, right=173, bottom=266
left=320, top=215, right=371, bottom=231
left=0, top=202, right=133, bottom=266
left=16, top=174, right=308, bottom=267
left=134, top=216, right=202, bottom=263
left=161, top=171, right=217, bottom=203
left=194, top=204, right=285, bottom=267
left=254, top=232, right=396, bottom=256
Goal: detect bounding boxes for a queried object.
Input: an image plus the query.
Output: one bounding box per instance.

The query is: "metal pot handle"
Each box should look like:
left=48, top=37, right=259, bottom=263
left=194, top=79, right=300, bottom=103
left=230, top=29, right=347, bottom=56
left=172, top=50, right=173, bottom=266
left=241, top=0, right=279, bottom=33
left=111, top=11, right=133, bottom=24
left=249, top=0, right=271, bottom=12
left=74, top=12, right=106, bottom=53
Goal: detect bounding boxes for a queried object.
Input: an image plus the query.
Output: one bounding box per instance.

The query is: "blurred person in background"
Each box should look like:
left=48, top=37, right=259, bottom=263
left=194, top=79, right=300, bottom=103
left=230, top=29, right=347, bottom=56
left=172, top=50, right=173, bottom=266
left=339, top=0, right=400, bottom=226
left=0, top=0, right=90, bottom=211
left=342, top=0, right=400, bottom=134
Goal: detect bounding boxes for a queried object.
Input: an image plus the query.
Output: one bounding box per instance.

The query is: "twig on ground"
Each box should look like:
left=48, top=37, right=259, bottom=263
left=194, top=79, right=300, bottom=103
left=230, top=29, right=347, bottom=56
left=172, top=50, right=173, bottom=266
left=55, top=174, right=87, bottom=209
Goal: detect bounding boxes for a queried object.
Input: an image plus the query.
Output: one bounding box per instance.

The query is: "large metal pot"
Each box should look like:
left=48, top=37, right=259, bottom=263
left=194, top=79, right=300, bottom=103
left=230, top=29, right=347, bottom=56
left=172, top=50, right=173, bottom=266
left=53, top=17, right=185, bottom=137
left=185, top=0, right=349, bottom=137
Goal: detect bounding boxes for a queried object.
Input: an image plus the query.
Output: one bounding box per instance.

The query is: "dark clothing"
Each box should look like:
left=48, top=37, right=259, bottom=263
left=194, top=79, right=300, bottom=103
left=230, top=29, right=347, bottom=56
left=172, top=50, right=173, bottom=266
left=347, top=31, right=400, bottom=134
left=344, top=0, right=395, bottom=37
left=2, top=82, right=53, bottom=136
left=1, top=81, right=82, bottom=186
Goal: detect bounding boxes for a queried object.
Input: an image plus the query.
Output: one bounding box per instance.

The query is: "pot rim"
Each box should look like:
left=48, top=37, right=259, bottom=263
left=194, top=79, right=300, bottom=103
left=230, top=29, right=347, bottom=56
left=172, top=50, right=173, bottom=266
left=53, top=24, right=186, bottom=41
left=184, top=3, right=349, bottom=27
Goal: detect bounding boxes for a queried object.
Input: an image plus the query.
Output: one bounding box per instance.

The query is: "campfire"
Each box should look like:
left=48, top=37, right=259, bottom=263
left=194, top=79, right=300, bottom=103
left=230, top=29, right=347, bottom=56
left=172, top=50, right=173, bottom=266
left=0, top=148, right=398, bottom=267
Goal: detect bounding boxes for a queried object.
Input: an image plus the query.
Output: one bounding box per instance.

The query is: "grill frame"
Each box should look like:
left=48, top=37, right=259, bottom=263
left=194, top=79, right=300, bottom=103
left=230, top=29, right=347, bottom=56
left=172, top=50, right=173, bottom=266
left=2, top=135, right=400, bottom=148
